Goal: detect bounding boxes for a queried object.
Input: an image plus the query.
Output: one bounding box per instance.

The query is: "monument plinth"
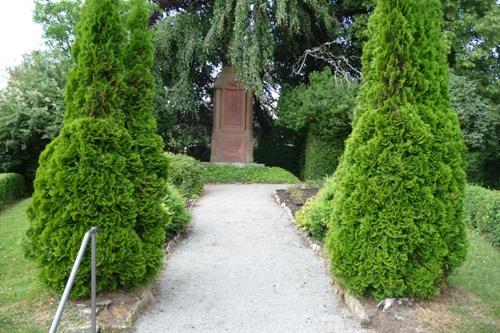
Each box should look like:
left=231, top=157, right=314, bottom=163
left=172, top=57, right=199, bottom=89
left=210, top=67, right=254, bottom=163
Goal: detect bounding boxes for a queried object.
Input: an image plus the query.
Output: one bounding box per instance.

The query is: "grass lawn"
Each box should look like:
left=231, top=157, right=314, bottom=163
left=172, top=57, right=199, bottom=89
left=202, top=165, right=300, bottom=184
left=0, top=199, right=54, bottom=333
left=446, top=230, right=500, bottom=332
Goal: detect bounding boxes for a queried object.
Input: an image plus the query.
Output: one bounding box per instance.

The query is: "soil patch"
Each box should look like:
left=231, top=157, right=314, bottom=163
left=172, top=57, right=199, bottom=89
left=275, top=188, right=318, bottom=215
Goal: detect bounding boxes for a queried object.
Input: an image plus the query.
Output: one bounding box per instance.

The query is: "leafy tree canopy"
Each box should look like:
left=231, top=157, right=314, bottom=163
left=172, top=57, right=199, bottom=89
left=33, top=0, right=82, bottom=53
left=0, top=49, right=69, bottom=182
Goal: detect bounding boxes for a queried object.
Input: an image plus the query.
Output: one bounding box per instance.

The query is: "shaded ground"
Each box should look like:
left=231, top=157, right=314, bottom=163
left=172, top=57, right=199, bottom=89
left=136, top=184, right=366, bottom=333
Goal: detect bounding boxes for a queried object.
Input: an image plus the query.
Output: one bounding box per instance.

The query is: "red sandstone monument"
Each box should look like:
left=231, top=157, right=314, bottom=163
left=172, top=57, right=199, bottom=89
left=210, top=67, right=254, bottom=163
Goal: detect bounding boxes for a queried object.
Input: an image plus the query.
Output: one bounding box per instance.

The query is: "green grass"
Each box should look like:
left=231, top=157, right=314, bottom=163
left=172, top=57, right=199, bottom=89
left=447, top=230, right=500, bottom=332
left=0, top=199, right=55, bottom=333
left=202, top=165, right=300, bottom=184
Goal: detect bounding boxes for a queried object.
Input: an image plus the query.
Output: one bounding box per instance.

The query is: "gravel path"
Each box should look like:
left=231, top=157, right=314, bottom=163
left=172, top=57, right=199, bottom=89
left=135, top=184, right=366, bottom=333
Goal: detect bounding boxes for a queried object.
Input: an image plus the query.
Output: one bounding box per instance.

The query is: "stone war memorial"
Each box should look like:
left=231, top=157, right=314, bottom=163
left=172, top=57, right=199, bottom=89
left=210, top=67, right=254, bottom=164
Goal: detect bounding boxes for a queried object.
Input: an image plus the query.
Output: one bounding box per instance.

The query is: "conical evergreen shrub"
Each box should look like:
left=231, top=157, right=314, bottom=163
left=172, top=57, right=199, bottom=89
left=326, top=0, right=467, bottom=300
left=123, top=0, right=170, bottom=279
left=23, top=0, right=166, bottom=298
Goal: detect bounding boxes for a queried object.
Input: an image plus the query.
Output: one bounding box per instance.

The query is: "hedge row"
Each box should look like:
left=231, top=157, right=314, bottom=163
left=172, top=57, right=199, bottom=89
left=463, top=185, right=499, bottom=247
left=297, top=183, right=499, bottom=250
left=165, top=152, right=205, bottom=199
left=202, top=165, right=300, bottom=184
left=0, top=173, right=25, bottom=207
left=163, top=182, right=192, bottom=238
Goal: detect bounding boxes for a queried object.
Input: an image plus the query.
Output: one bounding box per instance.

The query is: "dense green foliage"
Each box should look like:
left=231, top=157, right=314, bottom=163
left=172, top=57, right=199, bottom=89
left=2, top=0, right=497, bottom=185
left=451, top=74, right=500, bottom=189
left=295, top=177, right=335, bottom=240
left=463, top=186, right=500, bottom=248
left=202, top=165, right=299, bottom=184
left=254, top=126, right=303, bottom=177
left=24, top=0, right=167, bottom=298
left=0, top=50, right=69, bottom=183
left=33, top=0, right=82, bottom=54
left=443, top=0, right=500, bottom=103
left=277, top=69, right=358, bottom=180
left=163, top=183, right=191, bottom=238
left=122, top=0, right=171, bottom=282
left=166, top=153, right=205, bottom=199
left=0, top=173, right=26, bottom=208
left=326, top=0, right=467, bottom=300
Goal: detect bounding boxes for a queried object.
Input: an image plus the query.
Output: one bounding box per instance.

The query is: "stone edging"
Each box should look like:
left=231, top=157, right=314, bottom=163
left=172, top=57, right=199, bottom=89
left=273, top=191, right=373, bottom=327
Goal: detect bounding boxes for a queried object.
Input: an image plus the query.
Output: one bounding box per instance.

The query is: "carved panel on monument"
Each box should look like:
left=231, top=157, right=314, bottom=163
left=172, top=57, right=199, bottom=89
left=223, top=89, right=243, bottom=128
left=221, top=135, right=243, bottom=162
left=210, top=66, right=253, bottom=163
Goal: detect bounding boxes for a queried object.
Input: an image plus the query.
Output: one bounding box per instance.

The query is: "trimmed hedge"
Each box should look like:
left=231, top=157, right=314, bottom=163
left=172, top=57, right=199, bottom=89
left=202, top=165, right=300, bottom=184
left=163, top=183, right=192, bottom=238
left=295, top=177, right=335, bottom=240
left=166, top=153, right=205, bottom=198
left=277, top=69, right=357, bottom=180
left=0, top=173, right=25, bottom=207
left=463, top=185, right=499, bottom=247
left=302, top=131, right=344, bottom=181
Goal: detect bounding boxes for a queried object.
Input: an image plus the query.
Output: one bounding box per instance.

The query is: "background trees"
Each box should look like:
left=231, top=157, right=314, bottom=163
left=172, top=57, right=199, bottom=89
left=277, top=68, right=358, bottom=180
left=0, top=49, right=69, bottom=184
left=0, top=0, right=497, bottom=187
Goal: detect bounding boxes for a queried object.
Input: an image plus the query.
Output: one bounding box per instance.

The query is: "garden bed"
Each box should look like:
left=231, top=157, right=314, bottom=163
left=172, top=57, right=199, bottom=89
left=277, top=185, right=500, bottom=333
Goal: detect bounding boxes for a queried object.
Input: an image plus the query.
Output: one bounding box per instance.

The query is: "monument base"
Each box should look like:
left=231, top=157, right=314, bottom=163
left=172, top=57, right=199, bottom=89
left=202, top=162, right=265, bottom=168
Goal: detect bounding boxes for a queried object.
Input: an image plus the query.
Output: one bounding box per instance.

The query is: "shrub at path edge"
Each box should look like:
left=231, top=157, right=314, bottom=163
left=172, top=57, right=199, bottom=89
left=23, top=0, right=168, bottom=298
left=326, top=0, right=467, bottom=300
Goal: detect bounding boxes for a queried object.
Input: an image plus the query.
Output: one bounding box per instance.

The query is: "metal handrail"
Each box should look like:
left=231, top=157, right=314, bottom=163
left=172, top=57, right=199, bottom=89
left=49, top=227, right=99, bottom=333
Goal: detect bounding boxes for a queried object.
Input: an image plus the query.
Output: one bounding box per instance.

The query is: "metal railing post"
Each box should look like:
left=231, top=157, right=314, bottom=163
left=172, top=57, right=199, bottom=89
left=91, top=231, right=97, bottom=333
left=49, top=227, right=99, bottom=333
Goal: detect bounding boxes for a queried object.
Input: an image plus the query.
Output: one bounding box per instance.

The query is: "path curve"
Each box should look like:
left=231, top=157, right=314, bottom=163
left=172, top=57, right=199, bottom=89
left=136, top=184, right=366, bottom=333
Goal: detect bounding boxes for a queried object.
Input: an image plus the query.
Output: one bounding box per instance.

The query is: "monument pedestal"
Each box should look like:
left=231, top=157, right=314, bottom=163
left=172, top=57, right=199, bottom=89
left=210, top=67, right=254, bottom=163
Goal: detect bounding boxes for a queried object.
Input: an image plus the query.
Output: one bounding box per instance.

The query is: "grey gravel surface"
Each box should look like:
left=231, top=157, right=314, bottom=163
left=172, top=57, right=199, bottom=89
left=135, top=184, right=367, bottom=333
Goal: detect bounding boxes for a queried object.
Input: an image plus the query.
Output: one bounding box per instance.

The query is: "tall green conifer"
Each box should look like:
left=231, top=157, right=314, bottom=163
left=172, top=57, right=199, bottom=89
left=124, top=0, right=170, bottom=280
left=23, top=0, right=163, bottom=297
left=326, top=0, right=467, bottom=299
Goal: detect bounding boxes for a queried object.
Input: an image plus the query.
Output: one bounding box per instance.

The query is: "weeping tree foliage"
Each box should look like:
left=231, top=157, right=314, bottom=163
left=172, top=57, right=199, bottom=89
left=24, top=0, right=167, bottom=297
left=326, top=0, right=467, bottom=300
left=152, top=0, right=336, bottom=155
left=203, top=0, right=333, bottom=95
left=154, top=0, right=333, bottom=96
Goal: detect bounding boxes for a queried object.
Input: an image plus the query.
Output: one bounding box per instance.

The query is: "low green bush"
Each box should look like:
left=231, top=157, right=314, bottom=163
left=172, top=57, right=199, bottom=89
left=202, top=165, right=300, bottom=184
left=295, top=177, right=335, bottom=240
left=463, top=185, right=499, bottom=247
left=165, top=152, right=205, bottom=198
left=163, top=183, right=191, bottom=238
left=0, top=173, right=26, bottom=207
